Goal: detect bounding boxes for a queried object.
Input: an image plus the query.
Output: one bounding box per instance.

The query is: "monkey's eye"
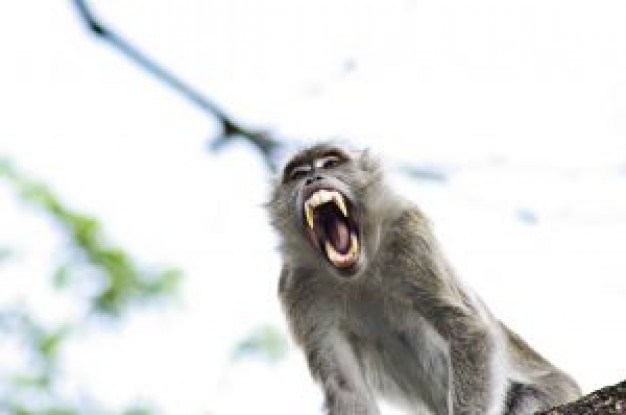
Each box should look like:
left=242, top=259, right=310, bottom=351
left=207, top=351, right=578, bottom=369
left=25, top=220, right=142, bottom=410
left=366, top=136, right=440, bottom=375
left=316, top=155, right=341, bottom=170
left=287, top=165, right=311, bottom=181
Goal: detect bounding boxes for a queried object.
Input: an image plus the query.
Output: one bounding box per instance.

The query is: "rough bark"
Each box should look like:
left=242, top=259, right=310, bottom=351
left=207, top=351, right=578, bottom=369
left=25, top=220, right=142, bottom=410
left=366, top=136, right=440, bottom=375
left=538, top=380, right=626, bottom=414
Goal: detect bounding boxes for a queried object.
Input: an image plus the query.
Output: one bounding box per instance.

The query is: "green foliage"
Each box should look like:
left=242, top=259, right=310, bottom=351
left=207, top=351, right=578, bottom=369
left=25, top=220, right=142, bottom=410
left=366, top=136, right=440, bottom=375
left=1, top=404, right=80, bottom=415
left=121, top=403, right=159, bottom=415
left=1, top=159, right=181, bottom=317
left=0, top=157, right=182, bottom=414
left=232, top=324, right=289, bottom=363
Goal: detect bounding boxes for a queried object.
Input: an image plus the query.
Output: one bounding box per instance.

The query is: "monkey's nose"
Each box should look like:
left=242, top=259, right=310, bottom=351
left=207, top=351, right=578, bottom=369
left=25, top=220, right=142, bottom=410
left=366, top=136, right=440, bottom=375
left=305, top=175, right=324, bottom=185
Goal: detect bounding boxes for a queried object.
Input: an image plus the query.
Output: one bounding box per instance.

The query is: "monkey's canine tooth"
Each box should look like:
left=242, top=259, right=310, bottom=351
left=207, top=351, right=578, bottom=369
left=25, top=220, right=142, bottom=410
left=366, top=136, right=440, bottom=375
left=305, top=190, right=348, bottom=229
left=332, top=192, right=348, bottom=218
left=349, top=233, right=359, bottom=257
left=305, top=202, right=315, bottom=229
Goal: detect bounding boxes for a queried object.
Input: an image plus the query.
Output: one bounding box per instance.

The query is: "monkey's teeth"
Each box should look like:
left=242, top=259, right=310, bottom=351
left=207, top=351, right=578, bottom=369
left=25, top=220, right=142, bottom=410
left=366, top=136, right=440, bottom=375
left=324, top=233, right=359, bottom=268
left=332, top=193, right=348, bottom=218
left=305, top=203, right=315, bottom=229
left=306, top=189, right=341, bottom=208
left=349, top=233, right=359, bottom=257
left=305, top=190, right=348, bottom=218
left=325, top=240, right=343, bottom=265
left=308, top=189, right=334, bottom=208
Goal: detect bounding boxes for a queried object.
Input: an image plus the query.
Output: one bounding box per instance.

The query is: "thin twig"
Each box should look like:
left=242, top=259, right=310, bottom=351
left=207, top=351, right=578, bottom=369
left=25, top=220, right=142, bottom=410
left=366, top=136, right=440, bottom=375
left=71, top=0, right=282, bottom=171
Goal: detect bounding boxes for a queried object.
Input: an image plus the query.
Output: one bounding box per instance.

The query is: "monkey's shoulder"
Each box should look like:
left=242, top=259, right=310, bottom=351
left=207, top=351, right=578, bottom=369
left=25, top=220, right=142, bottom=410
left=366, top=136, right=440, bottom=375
left=378, top=205, right=437, bottom=254
left=390, top=203, right=431, bottom=228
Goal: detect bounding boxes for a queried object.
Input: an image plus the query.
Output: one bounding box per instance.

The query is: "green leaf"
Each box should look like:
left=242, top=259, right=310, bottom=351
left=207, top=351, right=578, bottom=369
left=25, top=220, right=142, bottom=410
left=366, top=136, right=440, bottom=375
left=52, top=264, right=72, bottom=289
left=1, top=158, right=183, bottom=317
left=232, top=324, right=288, bottom=363
left=38, top=325, right=71, bottom=360
left=0, top=156, right=183, bottom=413
left=122, top=402, right=157, bottom=415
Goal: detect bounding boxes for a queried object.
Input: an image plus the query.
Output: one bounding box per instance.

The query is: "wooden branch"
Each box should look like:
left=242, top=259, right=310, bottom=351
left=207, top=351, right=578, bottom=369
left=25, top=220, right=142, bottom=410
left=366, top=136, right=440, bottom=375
left=71, top=0, right=283, bottom=171
left=538, top=380, right=626, bottom=414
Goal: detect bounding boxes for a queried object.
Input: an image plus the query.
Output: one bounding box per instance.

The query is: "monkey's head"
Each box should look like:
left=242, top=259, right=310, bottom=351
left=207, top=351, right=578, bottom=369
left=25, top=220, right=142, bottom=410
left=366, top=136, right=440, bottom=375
left=269, top=143, right=391, bottom=278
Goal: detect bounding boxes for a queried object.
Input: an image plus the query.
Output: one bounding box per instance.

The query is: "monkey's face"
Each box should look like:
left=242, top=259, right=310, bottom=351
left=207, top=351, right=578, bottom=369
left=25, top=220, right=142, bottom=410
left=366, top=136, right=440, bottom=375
left=269, top=144, right=384, bottom=278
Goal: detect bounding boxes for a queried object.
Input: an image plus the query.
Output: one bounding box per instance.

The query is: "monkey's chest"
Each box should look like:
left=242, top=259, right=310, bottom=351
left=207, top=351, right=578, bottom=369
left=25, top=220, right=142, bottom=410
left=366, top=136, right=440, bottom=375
left=341, top=301, right=451, bottom=414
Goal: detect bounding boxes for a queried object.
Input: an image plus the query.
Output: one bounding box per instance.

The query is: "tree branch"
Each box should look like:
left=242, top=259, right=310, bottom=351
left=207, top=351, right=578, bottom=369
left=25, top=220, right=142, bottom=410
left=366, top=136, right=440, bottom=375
left=539, top=380, right=626, bottom=414
left=71, top=0, right=283, bottom=171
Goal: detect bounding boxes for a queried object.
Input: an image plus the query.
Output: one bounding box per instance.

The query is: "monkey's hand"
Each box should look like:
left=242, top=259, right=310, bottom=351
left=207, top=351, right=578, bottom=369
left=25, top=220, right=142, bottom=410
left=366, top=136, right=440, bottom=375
left=306, top=332, right=380, bottom=415
left=324, top=389, right=380, bottom=415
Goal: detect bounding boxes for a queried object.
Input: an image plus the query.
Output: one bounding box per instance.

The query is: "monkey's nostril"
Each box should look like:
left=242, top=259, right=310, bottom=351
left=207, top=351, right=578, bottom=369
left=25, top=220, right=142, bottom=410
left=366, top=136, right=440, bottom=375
left=305, top=175, right=323, bottom=185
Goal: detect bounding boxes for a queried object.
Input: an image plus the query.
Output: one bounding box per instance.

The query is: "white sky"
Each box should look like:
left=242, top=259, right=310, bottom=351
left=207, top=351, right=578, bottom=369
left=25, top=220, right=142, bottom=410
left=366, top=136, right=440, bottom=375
left=1, top=1, right=626, bottom=414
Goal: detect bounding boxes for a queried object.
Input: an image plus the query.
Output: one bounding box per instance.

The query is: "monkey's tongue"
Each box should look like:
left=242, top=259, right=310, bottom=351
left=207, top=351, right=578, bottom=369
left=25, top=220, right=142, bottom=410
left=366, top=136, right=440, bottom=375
left=328, top=218, right=351, bottom=254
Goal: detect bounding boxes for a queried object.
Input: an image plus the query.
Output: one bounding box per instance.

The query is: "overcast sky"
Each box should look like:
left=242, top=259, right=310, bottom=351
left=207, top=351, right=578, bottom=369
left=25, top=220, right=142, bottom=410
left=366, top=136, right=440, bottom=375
left=1, top=1, right=626, bottom=414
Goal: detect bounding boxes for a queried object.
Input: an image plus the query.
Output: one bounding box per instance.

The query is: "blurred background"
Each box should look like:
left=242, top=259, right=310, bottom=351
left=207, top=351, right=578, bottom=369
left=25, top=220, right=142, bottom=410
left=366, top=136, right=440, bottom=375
left=1, top=1, right=626, bottom=414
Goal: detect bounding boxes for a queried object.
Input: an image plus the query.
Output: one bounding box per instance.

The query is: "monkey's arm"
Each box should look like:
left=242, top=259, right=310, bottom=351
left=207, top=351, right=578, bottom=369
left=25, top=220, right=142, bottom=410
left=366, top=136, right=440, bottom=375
left=279, top=267, right=379, bottom=415
left=410, top=284, right=502, bottom=415
left=443, top=308, right=500, bottom=415
left=396, top=212, right=504, bottom=414
left=305, top=331, right=380, bottom=415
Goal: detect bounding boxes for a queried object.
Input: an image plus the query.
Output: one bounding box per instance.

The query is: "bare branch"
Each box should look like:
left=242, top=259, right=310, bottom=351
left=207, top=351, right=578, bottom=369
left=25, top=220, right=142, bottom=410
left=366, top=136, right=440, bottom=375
left=539, top=380, right=626, bottom=414
left=71, top=0, right=283, bottom=171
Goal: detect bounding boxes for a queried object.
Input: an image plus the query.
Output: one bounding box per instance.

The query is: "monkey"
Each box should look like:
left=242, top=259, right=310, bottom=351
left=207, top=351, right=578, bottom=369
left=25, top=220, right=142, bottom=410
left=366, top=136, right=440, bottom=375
left=267, top=143, right=581, bottom=415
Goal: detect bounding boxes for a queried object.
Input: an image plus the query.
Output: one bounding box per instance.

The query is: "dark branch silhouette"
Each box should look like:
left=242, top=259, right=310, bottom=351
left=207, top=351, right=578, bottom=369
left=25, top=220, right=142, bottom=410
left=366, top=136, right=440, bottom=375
left=70, top=1, right=544, bottom=225
left=71, top=0, right=283, bottom=171
left=538, top=380, right=626, bottom=414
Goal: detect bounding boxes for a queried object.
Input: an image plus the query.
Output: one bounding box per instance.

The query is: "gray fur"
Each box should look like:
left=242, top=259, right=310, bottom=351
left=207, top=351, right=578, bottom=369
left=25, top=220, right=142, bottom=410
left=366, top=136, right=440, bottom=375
left=268, top=144, right=581, bottom=415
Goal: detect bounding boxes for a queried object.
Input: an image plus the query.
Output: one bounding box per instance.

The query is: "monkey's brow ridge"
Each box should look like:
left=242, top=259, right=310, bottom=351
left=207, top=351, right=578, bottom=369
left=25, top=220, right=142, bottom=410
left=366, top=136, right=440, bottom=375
left=283, top=147, right=350, bottom=177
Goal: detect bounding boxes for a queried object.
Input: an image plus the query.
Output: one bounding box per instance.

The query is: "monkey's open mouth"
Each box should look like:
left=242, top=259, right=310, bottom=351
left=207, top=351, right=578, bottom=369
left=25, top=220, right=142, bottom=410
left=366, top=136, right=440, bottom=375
left=303, top=189, right=360, bottom=271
